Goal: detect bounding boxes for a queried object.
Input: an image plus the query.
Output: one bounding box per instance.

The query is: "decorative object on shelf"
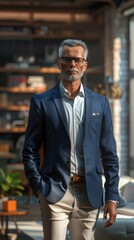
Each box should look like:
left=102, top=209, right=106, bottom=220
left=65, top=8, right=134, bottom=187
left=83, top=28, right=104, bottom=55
left=0, top=93, right=8, bottom=107
left=36, top=25, right=48, bottom=36
left=109, top=82, right=123, bottom=99
left=94, top=84, right=106, bottom=96
left=16, top=55, right=35, bottom=68
left=8, top=75, right=27, bottom=87
left=5, top=113, right=12, bottom=130
left=0, top=168, right=24, bottom=211
left=0, top=142, right=10, bottom=152
left=44, top=45, right=57, bottom=66
left=11, top=120, right=26, bottom=127
left=27, top=75, right=47, bottom=91
left=0, top=113, right=12, bottom=130
left=18, top=110, right=29, bottom=125
left=93, top=82, right=123, bottom=99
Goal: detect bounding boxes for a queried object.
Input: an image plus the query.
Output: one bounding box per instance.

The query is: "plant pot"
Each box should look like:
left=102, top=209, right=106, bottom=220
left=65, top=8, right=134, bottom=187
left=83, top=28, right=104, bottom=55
left=2, top=199, right=17, bottom=211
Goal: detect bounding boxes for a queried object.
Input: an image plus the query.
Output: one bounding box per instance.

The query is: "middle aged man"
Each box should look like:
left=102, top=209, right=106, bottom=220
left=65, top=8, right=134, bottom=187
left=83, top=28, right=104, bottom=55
left=22, top=39, right=120, bottom=240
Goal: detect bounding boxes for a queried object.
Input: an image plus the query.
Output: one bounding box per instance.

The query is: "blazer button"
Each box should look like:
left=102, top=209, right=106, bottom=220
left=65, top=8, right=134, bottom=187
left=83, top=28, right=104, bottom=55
left=67, top=161, right=70, bottom=165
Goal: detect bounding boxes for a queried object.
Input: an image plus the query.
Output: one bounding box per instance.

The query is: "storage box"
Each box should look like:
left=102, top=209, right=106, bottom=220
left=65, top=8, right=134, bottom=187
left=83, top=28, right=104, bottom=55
left=3, top=200, right=17, bottom=211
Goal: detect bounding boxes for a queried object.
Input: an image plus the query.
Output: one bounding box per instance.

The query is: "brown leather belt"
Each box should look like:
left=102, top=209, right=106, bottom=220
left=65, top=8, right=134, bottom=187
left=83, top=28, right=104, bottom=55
left=71, top=175, right=85, bottom=184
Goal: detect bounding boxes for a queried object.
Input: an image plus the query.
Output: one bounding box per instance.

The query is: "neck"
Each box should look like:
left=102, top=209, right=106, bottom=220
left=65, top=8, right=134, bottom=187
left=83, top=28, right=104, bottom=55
left=62, top=79, right=81, bottom=98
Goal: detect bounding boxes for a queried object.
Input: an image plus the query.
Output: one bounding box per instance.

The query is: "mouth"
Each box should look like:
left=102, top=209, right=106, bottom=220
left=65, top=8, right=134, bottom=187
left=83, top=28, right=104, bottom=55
left=67, top=70, right=78, bottom=74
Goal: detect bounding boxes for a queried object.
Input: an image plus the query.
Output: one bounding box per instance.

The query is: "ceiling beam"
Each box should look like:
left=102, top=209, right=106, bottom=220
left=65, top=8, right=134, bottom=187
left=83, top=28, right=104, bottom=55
left=0, top=6, right=93, bottom=14
left=120, top=0, right=134, bottom=11
left=0, top=0, right=114, bottom=14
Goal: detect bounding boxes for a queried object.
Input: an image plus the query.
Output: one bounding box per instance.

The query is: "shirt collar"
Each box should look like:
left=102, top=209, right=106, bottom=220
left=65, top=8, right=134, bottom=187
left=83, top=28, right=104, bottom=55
left=60, top=81, right=85, bottom=98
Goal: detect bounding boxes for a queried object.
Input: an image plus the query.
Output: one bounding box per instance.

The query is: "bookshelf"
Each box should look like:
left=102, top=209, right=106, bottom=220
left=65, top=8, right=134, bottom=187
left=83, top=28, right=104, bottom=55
left=0, top=19, right=104, bottom=164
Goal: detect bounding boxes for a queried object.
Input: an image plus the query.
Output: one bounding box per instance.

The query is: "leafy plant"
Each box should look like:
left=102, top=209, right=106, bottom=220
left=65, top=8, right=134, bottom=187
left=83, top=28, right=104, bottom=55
left=0, top=168, right=24, bottom=199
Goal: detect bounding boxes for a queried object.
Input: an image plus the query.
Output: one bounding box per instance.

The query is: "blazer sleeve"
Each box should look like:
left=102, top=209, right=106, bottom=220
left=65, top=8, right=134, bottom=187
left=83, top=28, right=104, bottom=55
left=100, top=97, right=120, bottom=202
left=22, top=95, right=44, bottom=193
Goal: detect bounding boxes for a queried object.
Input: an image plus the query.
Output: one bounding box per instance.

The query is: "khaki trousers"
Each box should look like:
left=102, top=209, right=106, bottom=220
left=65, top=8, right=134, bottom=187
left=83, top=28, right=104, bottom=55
left=38, top=183, right=99, bottom=240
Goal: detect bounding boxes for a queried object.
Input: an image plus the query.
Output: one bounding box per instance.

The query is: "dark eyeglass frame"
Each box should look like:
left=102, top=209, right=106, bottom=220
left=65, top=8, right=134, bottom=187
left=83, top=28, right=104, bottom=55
left=59, top=57, right=87, bottom=66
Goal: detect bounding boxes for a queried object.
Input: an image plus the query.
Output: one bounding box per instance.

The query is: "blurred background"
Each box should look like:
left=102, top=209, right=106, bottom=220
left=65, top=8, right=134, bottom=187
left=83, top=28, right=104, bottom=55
left=0, top=0, right=134, bottom=191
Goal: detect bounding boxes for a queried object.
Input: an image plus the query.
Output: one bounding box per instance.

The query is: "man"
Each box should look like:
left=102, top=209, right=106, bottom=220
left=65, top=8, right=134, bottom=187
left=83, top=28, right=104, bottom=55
left=22, top=39, right=120, bottom=240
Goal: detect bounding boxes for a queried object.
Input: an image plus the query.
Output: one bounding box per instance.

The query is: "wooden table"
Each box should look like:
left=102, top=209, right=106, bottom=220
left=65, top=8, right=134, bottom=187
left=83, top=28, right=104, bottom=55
left=0, top=208, right=29, bottom=239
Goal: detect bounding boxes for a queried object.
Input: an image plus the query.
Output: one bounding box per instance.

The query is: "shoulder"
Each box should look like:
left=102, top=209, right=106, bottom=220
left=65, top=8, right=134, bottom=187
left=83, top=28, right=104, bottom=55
left=84, top=87, right=111, bottom=113
left=84, top=86, right=107, bottom=102
left=31, top=84, right=59, bottom=103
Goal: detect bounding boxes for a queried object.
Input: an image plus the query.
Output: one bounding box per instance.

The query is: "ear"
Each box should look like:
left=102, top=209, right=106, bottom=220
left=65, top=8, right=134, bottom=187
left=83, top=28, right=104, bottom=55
left=57, top=59, right=61, bottom=70
left=83, top=61, right=88, bottom=72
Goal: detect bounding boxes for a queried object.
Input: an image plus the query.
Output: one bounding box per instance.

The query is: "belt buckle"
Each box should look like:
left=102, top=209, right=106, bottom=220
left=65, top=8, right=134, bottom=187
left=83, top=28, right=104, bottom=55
left=71, top=175, right=84, bottom=184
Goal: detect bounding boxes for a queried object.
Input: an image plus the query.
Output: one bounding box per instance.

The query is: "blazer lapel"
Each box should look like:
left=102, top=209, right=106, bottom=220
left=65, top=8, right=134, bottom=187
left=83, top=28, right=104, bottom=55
left=52, top=85, right=70, bottom=137
left=51, top=85, right=93, bottom=139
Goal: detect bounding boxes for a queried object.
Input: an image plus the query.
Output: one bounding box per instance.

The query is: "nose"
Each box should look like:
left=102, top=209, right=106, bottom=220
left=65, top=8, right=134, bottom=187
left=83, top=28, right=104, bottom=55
left=70, top=59, right=76, bottom=66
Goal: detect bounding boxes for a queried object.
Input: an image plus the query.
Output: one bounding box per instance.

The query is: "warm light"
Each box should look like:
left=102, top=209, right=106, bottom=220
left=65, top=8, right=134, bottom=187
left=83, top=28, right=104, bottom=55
left=113, top=37, right=121, bottom=83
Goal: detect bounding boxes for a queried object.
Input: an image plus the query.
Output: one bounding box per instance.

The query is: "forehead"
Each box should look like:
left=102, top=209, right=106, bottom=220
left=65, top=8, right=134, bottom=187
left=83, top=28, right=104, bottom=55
left=61, top=46, right=85, bottom=57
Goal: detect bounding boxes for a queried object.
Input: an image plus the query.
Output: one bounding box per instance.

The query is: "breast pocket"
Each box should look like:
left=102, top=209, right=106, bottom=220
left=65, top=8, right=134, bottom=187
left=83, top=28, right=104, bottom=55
left=90, top=114, right=103, bottom=134
left=90, top=113, right=102, bottom=119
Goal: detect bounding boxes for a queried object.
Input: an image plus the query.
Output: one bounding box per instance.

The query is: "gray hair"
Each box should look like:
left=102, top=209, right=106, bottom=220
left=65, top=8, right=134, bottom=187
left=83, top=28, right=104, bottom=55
left=58, top=39, right=88, bottom=60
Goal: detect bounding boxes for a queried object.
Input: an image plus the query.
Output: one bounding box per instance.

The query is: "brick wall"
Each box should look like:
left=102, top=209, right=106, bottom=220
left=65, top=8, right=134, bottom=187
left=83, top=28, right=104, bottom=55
left=104, top=9, right=129, bottom=176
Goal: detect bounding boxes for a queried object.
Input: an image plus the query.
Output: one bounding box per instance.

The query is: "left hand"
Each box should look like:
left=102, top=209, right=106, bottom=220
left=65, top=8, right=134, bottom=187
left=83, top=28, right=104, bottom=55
left=103, top=201, right=117, bottom=228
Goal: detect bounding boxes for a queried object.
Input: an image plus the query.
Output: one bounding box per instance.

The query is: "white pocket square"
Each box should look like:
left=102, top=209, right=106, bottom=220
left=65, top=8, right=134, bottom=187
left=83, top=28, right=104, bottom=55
left=92, top=112, right=100, bottom=116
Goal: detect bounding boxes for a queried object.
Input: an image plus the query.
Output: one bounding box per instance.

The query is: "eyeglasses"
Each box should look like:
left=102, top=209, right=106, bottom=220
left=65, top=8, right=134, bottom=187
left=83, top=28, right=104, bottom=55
left=59, top=57, right=87, bottom=66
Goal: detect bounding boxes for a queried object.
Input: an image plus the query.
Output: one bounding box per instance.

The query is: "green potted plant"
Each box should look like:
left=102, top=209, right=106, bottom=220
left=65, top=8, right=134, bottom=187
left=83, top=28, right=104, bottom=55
left=0, top=168, right=24, bottom=211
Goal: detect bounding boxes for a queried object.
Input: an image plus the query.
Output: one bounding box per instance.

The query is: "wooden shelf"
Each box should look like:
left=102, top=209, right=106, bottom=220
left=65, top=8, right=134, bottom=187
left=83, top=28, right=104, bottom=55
left=0, top=105, right=29, bottom=111
left=0, top=66, right=103, bottom=74
left=0, top=66, right=60, bottom=74
left=0, top=127, right=26, bottom=133
left=0, top=32, right=51, bottom=39
left=0, top=151, right=17, bottom=159
left=0, top=86, right=46, bottom=93
left=0, top=32, right=102, bottom=40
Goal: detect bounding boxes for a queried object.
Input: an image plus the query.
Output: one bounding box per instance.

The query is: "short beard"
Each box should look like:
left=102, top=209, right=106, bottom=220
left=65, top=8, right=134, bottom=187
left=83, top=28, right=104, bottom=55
left=60, top=71, right=84, bottom=82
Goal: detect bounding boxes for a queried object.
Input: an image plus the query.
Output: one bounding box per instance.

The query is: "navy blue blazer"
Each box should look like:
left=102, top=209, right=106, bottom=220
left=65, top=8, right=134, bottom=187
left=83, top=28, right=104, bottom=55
left=22, top=83, right=120, bottom=208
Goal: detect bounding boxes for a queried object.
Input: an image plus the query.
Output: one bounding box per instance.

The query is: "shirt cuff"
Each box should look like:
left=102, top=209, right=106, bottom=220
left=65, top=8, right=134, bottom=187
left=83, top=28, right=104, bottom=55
left=106, top=200, right=119, bottom=206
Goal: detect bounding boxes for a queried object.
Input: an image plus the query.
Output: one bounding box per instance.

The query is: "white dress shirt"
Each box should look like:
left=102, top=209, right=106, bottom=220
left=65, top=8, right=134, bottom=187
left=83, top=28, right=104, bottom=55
left=60, top=82, right=85, bottom=176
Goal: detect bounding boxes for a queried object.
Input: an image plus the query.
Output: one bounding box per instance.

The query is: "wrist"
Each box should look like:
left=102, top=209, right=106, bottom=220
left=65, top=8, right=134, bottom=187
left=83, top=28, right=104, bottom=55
left=106, top=200, right=119, bottom=207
